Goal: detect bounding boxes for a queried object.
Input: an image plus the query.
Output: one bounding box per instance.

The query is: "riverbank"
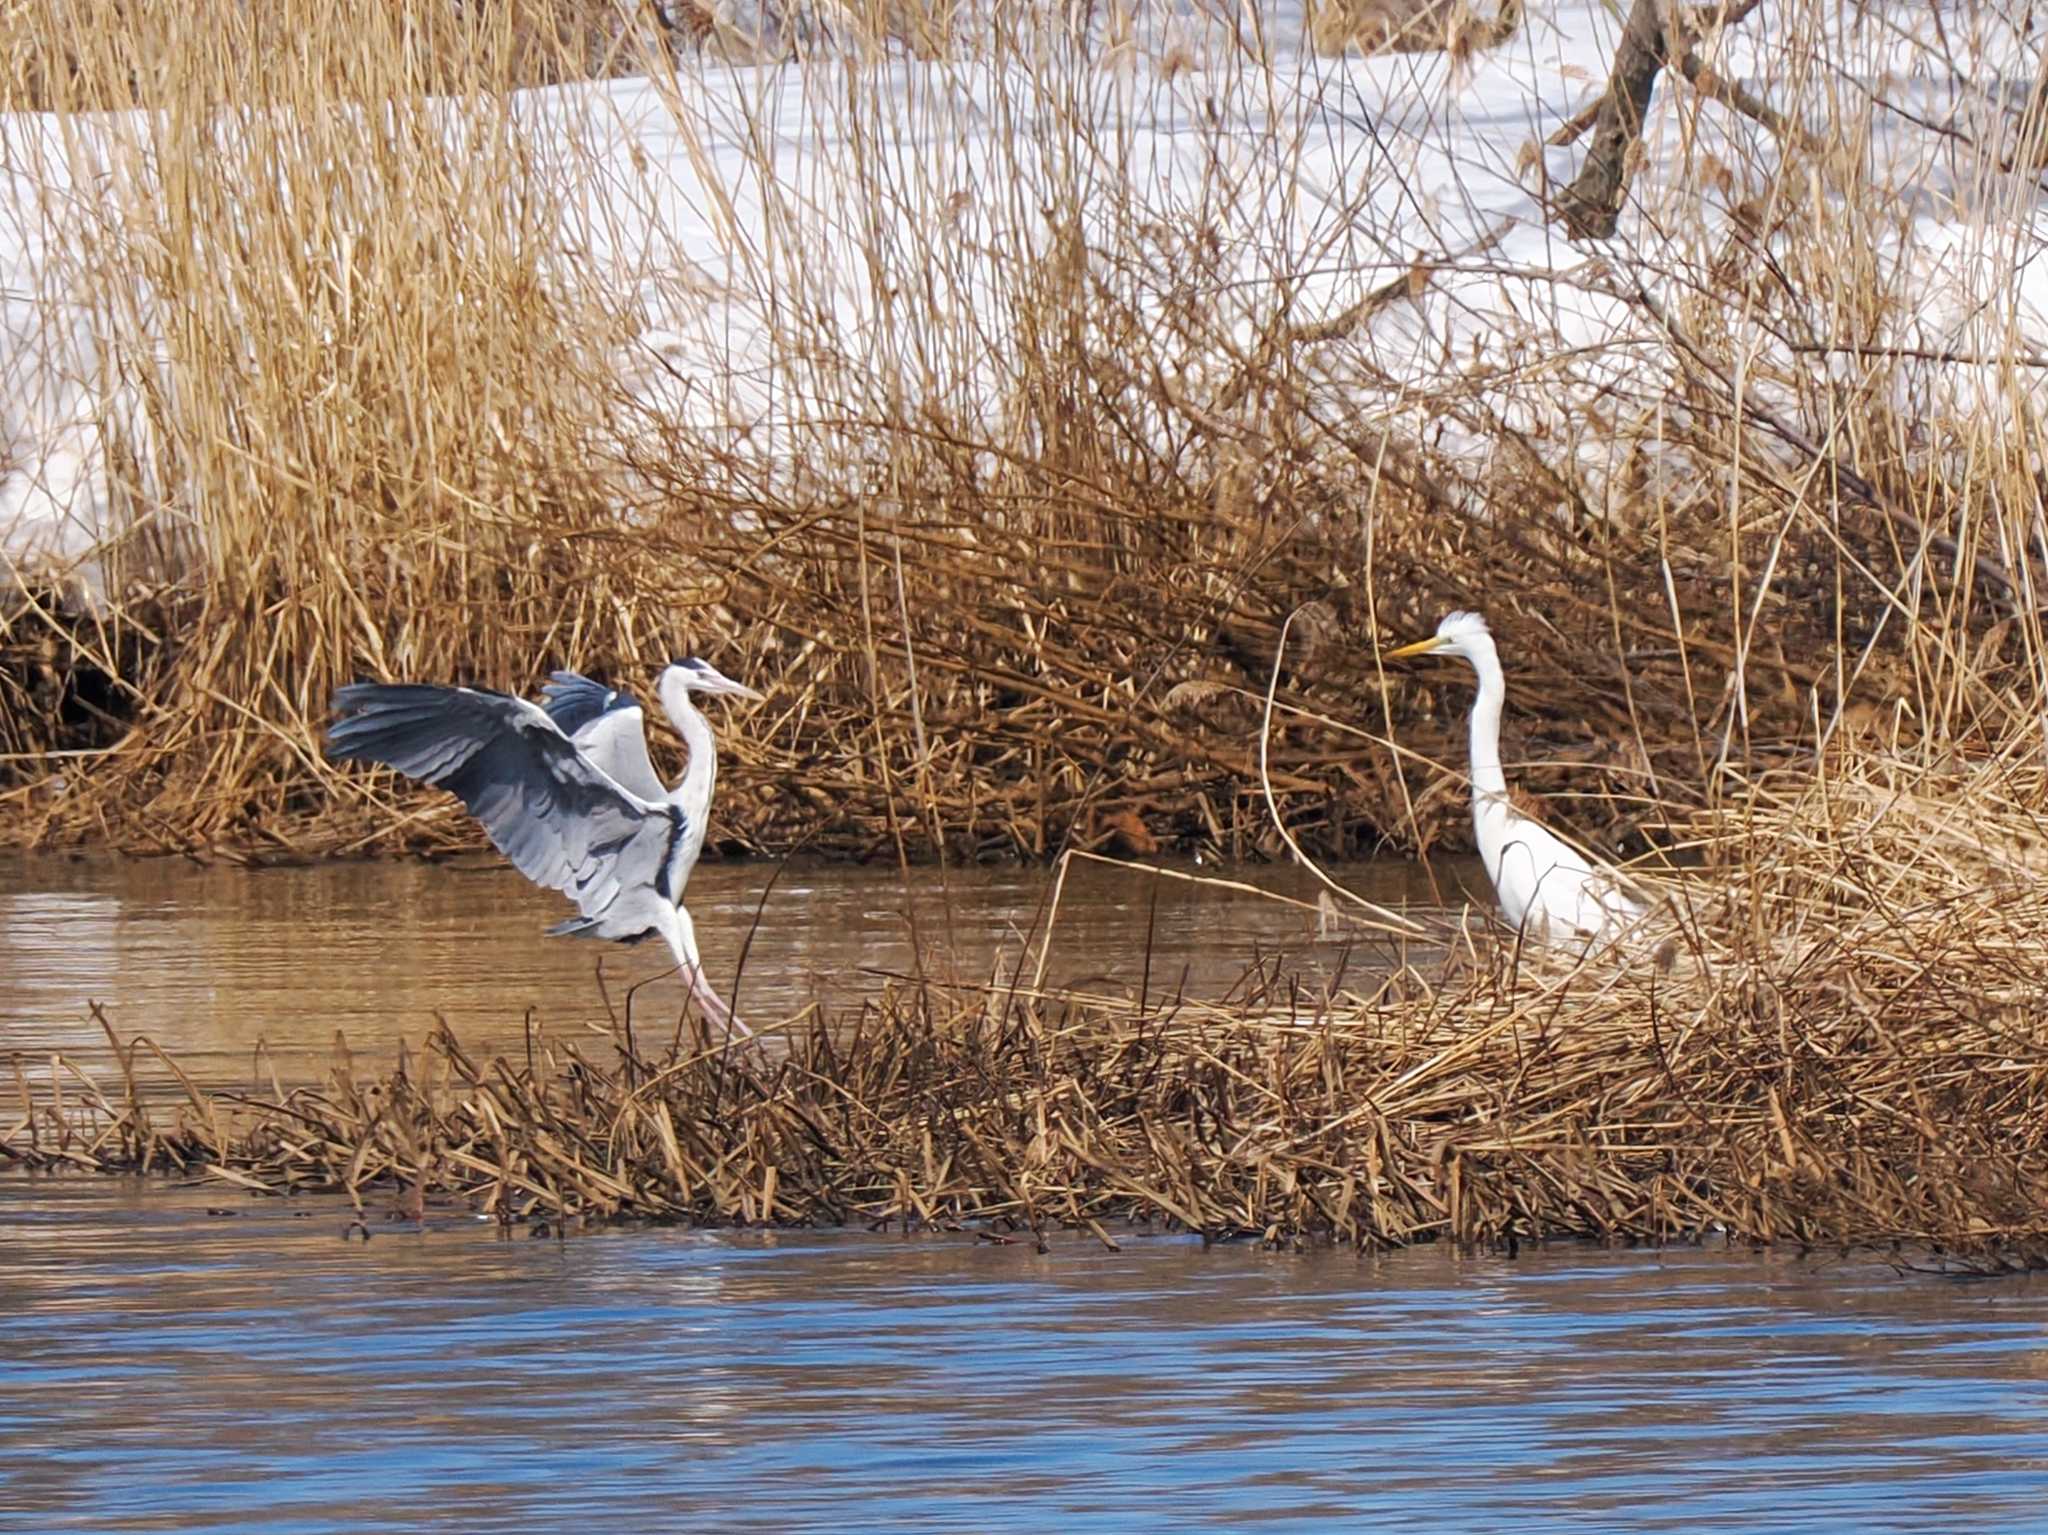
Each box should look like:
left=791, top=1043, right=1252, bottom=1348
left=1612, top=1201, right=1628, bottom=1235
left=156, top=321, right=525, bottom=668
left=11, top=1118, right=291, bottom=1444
left=13, top=936, right=2041, bottom=1269
left=6, top=1, right=2045, bottom=1261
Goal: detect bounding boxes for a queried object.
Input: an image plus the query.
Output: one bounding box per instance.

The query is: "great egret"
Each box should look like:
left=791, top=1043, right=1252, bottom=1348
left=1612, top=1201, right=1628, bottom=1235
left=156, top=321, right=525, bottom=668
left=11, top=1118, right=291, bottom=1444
left=1385, top=611, right=1643, bottom=944
left=326, top=658, right=764, bottom=1033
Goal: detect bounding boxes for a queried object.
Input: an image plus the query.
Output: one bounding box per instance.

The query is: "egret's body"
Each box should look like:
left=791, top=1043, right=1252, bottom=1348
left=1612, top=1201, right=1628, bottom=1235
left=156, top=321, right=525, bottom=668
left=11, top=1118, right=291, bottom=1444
left=1387, top=612, right=1642, bottom=944
left=327, top=658, right=762, bottom=1033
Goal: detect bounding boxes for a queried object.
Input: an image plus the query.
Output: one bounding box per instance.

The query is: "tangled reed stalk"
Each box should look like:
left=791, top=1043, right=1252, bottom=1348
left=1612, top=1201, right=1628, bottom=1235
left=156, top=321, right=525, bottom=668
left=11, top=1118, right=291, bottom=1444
left=9, top=957, right=2039, bottom=1268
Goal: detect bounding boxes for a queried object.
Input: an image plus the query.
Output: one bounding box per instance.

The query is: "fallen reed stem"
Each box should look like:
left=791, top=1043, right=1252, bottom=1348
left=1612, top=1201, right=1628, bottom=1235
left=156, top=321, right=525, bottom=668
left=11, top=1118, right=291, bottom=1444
left=9, top=911, right=2043, bottom=1273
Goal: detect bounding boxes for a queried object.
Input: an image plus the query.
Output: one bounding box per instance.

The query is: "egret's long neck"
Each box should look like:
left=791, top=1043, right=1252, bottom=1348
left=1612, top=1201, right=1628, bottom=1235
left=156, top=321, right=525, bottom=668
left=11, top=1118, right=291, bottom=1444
left=1465, top=639, right=1508, bottom=802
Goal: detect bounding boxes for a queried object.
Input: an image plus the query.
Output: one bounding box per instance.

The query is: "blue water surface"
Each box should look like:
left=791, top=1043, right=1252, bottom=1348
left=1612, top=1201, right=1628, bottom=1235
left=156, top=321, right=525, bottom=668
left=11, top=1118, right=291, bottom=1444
left=3, top=1172, right=2046, bottom=1533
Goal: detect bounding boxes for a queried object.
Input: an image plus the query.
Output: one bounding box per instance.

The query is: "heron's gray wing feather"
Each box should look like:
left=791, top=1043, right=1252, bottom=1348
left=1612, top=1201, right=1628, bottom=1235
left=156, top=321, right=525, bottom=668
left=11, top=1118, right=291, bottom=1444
left=539, top=671, right=628, bottom=735
left=579, top=710, right=668, bottom=804
left=327, top=683, right=688, bottom=925
left=538, top=672, right=668, bottom=804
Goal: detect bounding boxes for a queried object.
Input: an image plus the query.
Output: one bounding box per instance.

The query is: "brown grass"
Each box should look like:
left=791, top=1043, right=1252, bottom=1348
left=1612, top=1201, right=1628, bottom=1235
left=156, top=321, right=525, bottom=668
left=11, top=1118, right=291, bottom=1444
left=3, top=1, right=2044, bottom=1275
left=1305, top=0, right=1521, bottom=60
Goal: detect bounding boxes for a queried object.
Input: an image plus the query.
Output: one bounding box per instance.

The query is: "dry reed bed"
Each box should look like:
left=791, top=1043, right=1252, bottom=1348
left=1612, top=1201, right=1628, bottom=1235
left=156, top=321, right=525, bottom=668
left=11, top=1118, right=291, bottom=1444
left=0, top=461, right=1973, bottom=866
left=3, top=3, right=2042, bottom=1268
left=10, top=756, right=2046, bottom=1269
left=4, top=3, right=2043, bottom=867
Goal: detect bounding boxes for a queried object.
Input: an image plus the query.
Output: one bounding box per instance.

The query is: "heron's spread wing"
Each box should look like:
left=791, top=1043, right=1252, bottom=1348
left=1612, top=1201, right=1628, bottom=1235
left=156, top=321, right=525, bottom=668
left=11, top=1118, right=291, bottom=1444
left=539, top=671, right=667, bottom=803
left=327, top=683, right=693, bottom=924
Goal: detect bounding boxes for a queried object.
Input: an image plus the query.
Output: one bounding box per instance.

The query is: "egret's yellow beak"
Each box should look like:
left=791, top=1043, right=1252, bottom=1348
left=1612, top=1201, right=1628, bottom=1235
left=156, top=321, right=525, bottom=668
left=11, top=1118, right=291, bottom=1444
left=1383, top=634, right=1448, bottom=660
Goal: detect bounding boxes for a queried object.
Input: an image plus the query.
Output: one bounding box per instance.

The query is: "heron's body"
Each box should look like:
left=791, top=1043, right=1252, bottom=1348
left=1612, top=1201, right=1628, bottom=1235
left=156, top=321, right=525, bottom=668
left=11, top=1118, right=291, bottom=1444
left=540, top=672, right=668, bottom=803
left=327, top=658, right=761, bottom=1033
left=1388, top=612, right=1642, bottom=944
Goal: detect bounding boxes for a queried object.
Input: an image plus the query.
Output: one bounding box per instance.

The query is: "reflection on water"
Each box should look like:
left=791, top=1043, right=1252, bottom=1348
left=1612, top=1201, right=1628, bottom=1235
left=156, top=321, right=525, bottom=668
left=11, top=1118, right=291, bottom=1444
left=2, top=1173, right=2046, bottom=1533
left=0, top=853, right=1469, bottom=1091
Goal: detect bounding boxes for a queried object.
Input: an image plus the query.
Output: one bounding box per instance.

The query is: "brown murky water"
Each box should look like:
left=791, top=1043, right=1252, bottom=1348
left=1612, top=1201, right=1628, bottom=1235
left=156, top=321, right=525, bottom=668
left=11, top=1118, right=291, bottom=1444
left=0, top=852, right=1466, bottom=1092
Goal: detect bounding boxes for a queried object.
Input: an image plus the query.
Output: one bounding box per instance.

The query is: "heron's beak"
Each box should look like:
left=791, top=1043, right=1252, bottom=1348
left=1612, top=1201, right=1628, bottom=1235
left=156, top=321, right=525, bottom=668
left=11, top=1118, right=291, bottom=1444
left=1383, top=635, right=1448, bottom=660
left=724, top=681, right=766, bottom=703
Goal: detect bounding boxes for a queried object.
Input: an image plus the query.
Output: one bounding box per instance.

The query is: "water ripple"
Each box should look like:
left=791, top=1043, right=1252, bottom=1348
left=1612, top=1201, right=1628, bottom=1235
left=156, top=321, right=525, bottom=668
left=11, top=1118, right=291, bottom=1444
left=5, top=1175, right=2048, bottom=1532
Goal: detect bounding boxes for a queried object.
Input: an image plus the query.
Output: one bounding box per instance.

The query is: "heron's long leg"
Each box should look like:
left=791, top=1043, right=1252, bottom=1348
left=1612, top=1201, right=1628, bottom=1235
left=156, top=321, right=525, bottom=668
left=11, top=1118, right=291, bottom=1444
left=683, top=963, right=753, bottom=1039
left=660, top=905, right=752, bottom=1039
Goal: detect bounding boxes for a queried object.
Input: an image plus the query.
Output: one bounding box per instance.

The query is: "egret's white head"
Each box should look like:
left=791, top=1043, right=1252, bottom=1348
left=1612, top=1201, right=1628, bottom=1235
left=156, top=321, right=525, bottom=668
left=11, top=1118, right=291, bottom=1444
left=659, top=656, right=765, bottom=703
left=1384, top=610, right=1497, bottom=667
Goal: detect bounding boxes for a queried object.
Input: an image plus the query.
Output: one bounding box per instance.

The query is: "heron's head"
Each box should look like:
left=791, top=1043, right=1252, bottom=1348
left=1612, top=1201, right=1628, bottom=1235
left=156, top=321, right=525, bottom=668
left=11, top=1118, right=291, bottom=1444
left=661, top=656, right=765, bottom=703
left=1384, top=610, right=1496, bottom=667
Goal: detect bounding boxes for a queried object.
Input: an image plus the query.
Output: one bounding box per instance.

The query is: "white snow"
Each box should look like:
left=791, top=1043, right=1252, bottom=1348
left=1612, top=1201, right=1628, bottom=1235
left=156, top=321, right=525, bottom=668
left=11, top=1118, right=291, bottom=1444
left=6, top=1, right=2048, bottom=593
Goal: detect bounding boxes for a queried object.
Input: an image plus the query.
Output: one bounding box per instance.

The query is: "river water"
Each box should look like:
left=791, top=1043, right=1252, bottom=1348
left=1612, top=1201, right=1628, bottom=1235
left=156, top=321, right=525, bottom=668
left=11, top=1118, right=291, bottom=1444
left=4, top=1174, right=2047, bottom=1532
left=0, top=852, right=1458, bottom=1090
left=4, top=856, right=2047, bottom=1529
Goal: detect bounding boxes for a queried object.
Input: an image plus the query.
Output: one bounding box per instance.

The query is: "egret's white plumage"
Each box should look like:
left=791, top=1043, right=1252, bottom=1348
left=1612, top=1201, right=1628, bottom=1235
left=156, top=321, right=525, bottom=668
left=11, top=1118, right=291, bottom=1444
left=328, top=657, right=763, bottom=1033
left=1386, top=611, right=1643, bottom=945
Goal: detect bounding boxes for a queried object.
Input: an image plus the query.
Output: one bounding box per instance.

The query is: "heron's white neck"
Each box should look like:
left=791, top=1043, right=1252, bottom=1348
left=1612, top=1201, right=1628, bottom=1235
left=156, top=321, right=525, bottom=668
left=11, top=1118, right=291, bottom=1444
left=1462, top=636, right=1508, bottom=803
left=658, top=677, right=718, bottom=822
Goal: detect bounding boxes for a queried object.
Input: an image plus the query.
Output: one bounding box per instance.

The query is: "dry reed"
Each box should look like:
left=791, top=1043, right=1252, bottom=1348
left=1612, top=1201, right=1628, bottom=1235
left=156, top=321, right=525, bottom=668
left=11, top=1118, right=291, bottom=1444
left=2, top=2, right=2041, bottom=873
left=9, top=941, right=2040, bottom=1269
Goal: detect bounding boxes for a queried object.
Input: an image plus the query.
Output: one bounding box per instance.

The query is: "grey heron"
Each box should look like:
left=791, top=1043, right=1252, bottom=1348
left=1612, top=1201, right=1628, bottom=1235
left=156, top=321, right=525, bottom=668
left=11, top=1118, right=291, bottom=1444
left=1385, top=612, right=1644, bottom=944
left=327, top=657, right=764, bottom=1033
